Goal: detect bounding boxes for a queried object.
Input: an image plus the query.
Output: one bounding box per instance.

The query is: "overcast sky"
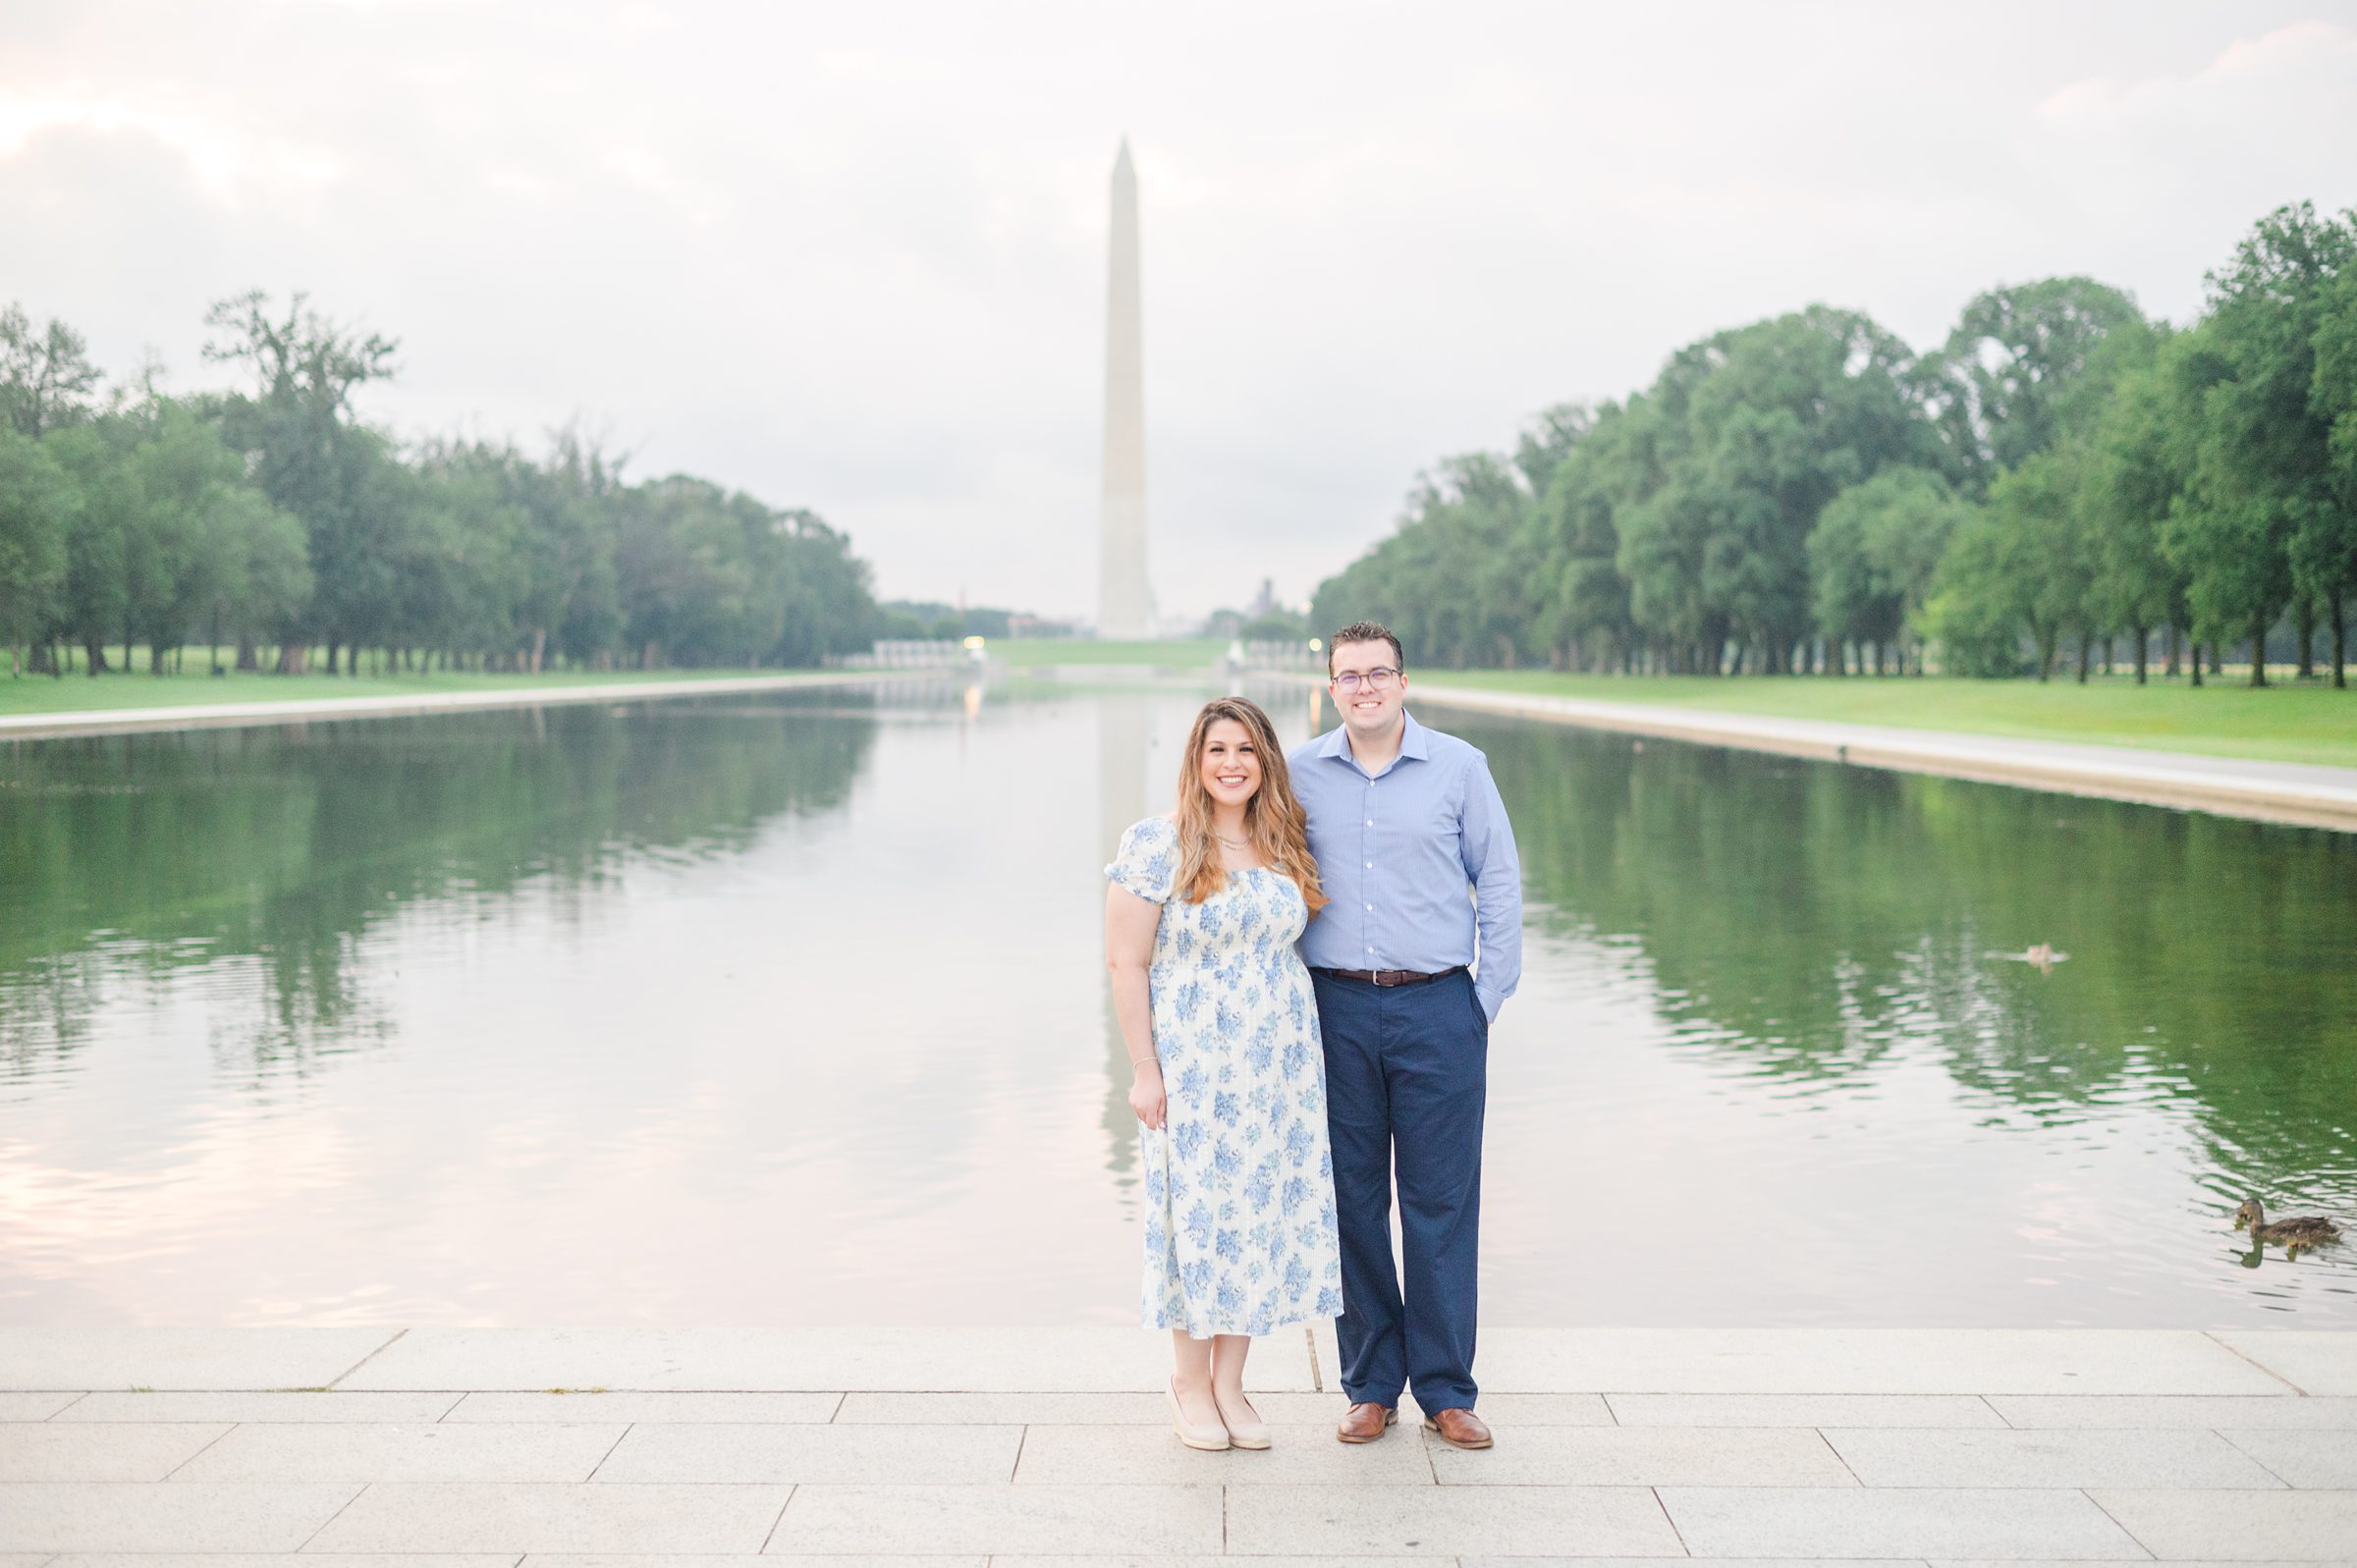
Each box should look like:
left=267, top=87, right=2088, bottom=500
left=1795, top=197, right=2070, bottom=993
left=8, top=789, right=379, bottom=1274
left=7, top=2, right=2357, bottom=622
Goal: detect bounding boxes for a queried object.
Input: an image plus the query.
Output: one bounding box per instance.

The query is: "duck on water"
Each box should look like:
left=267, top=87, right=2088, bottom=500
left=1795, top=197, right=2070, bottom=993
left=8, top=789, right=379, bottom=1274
left=2233, top=1199, right=2344, bottom=1259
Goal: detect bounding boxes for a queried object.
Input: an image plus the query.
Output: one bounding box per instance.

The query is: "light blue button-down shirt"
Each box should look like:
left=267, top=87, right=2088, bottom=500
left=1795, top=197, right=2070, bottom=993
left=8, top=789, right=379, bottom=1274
left=1289, top=709, right=1523, bottom=1020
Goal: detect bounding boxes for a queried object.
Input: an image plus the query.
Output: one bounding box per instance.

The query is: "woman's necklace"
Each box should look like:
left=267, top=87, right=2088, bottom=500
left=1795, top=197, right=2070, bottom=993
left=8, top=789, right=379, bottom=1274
left=1211, top=827, right=1250, bottom=850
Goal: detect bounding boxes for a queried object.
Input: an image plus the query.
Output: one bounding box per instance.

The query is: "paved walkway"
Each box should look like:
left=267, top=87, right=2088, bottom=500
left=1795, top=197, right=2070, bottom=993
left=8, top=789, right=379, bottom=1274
left=3, top=1326, right=2354, bottom=1559
left=1409, top=684, right=2357, bottom=833
left=0, top=672, right=901, bottom=744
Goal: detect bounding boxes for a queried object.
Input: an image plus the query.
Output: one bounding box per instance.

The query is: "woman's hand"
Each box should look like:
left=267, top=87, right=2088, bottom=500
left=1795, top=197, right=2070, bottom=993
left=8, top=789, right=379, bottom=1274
left=1128, top=1061, right=1167, bottom=1130
left=1107, top=882, right=1165, bottom=1130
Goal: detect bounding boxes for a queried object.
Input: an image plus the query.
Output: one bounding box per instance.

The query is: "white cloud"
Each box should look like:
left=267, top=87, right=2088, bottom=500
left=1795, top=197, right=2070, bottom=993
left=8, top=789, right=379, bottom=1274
left=2040, top=18, right=2357, bottom=118
left=6, top=0, right=2356, bottom=620
left=0, top=88, right=341, bottom=199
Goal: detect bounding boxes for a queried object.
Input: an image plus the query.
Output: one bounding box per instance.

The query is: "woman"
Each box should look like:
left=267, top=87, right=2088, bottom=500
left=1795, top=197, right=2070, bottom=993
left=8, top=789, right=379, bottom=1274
left=1104, top=695, right=1343, bottom=1452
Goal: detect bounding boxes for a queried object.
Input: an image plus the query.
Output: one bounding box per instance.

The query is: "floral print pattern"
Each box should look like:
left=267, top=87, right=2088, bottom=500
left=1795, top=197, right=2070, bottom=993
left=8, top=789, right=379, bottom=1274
left=1109, top=815, right=1343, bottom=1336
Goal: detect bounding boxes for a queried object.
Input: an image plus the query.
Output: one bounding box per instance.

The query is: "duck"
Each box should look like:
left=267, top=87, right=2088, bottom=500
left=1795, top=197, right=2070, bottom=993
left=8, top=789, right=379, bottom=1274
left=2233, top=1199, right=2343, bottom=1257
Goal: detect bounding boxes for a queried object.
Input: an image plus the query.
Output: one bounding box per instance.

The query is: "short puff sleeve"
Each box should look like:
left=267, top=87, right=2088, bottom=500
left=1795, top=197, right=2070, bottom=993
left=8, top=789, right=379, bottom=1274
left=1105, top=815, right=1178, bottom=905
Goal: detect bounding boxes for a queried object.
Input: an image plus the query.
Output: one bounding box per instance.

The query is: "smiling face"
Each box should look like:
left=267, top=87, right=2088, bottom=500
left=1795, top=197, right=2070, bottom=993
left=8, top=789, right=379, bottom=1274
left=1328, top=636, right=1407, bottom=741
left=1197, top=717, right=1263, bottom=812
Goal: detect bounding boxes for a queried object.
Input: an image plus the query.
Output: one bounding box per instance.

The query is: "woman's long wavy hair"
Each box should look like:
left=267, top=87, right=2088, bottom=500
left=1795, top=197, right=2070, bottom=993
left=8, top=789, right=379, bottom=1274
left=1172, top=696, right=1329, bottom=915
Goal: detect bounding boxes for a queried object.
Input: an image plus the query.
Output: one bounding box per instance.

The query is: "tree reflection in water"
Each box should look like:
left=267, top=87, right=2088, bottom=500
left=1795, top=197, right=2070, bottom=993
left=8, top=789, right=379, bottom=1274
left=1464, top=711, right=2357, bottom=1219
left=0, top=695, right=877, bottom=1079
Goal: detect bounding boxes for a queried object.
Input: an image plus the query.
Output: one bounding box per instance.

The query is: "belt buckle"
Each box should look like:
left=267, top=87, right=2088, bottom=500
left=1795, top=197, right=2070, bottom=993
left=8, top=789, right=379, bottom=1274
left=1371, top=969, right=1395, bottom=988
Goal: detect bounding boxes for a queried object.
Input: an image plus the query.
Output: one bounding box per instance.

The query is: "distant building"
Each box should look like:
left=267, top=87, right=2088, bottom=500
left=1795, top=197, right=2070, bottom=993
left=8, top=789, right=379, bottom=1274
left=1008, top=612, right=1078, bottom=639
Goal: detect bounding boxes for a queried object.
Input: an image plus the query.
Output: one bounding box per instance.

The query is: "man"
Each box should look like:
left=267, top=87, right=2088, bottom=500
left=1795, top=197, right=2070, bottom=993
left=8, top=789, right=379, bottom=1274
left=1289, top=620, right=1521, bottom=1451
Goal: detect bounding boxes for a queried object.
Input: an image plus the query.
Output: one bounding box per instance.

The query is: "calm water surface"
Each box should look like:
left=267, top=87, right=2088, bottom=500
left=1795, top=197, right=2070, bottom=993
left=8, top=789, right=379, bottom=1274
left=3, top=675, right=2352, bottom=1327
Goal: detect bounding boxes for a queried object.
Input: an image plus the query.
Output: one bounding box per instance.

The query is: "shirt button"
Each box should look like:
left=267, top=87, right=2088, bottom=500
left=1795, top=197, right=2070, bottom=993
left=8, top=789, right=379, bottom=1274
left=1364, top=862, right=1372, bottom=869
left=1365, top=819, right=1374, bottom=826
left=1364, top=903, right=1373, bottom=911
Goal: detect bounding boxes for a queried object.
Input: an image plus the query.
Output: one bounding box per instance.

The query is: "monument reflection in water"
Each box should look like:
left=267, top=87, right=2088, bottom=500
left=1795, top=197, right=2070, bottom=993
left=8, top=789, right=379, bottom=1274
left=0, top=676, right=2350, bottom=1328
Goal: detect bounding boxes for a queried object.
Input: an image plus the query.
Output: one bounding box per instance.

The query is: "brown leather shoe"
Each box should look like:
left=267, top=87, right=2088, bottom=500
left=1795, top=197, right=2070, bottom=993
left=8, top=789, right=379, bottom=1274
left=1336, top=1401, right=1398, bottom=1443
left=1422, top=1407, right=1493, bottom=1449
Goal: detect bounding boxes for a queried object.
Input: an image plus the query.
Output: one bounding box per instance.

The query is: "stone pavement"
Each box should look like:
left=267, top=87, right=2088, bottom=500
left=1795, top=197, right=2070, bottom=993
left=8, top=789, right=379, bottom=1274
left=3, top=1326, right=2356, bottom=1560
left=1407, top=684, right=2357, bottom=833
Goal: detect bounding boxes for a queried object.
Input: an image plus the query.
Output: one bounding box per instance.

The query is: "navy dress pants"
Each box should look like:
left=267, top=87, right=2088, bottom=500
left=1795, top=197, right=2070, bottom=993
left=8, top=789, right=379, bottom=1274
left=1312, top=968, right=1487, bottom=1414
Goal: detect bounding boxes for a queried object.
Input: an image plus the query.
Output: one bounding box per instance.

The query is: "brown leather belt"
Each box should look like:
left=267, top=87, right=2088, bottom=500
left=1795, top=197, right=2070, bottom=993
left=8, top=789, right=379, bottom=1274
left=1311, top=965, right=1465, bottom=988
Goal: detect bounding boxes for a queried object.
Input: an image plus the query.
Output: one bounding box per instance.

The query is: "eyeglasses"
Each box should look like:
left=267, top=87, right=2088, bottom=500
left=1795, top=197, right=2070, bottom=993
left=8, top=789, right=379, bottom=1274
left=1330, top=668, right=1399, bottom=693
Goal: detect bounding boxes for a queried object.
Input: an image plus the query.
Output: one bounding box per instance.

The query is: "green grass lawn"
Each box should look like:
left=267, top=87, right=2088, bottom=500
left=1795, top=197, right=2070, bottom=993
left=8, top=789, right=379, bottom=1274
left=1409, top=669, right=2357, bottom=769
left=0, top=660, right=832, bottom=719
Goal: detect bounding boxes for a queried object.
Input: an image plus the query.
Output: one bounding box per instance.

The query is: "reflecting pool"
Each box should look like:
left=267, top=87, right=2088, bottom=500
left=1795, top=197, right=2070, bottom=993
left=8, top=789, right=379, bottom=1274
left=2, top=675, right=2351, bottom=1326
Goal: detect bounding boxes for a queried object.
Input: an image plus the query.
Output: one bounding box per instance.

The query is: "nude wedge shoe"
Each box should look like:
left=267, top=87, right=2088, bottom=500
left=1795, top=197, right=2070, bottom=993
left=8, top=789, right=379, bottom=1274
left=1168, top=1378, right=1231, bottom=1451
left=1213, top=1387, right=1271, bottom=1450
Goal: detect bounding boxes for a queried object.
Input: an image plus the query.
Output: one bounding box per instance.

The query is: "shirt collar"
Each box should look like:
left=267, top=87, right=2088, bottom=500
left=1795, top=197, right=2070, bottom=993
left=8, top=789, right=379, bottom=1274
left=1319, top=709, right=1428, bottom=770
left=1399, top=709, right=1431, bottom=761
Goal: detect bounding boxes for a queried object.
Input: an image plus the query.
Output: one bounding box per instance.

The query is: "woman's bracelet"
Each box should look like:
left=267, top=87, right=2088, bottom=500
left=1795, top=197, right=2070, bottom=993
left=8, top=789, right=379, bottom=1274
left=1129, top=1054, right=1158, bottom=1070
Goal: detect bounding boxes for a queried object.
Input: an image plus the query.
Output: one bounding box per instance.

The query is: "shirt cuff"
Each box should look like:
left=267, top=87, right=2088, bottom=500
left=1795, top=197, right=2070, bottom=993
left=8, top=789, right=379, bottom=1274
left=1475, top=984, right=1504, bottom=1022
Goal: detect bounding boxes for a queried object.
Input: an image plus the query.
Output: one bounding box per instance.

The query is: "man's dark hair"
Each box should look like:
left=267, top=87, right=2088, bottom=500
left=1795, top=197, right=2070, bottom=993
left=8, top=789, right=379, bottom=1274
left=1327, top=621, right=1403, bottom=676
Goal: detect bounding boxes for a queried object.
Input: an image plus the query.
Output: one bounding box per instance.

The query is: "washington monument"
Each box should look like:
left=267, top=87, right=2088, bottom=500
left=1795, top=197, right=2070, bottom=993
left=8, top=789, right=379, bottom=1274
left=1098, top=139, right=1153, bottom=637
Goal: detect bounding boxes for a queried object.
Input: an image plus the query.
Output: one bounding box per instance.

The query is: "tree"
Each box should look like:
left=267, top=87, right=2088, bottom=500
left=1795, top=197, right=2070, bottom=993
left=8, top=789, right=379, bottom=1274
left=2172, top=203, right=2354, bottom=685
left=1919, top=514, right=2029, bottom=678
left=1312, top=453, right=1540, bottom=670
left=2081, top=332, right=2192, bottom=683
left=1938, top=277, right=2145, bottom=482
left=185, top=482, right=310, bottom=675
left=1926, top=453, right=2085, bottom=679
left=1809, top=466, right=1965, bottom=674
left=404, top=448, right=530, bottom=667
left=1511, top=402, right=1595, bottom=497
left=1606, top=341, right=1724, bottom=671
left=513, top=426, right=625, bottom=670
left=203, top=290, right=399, bottom=673
left=0, top=427, right=75, bottom=675
left=767, top=509, right=881, bottom=666
left=1617, top=307, right=1947, bottom=672
left=1238, top=607, right=1307, bottom=642
left=41, top=421, right=136, bottom=674
left=1526, top=398, right=1652, bottom=670
left=2305, top=247, right=2357, bottom=686
left=0, top=303, right=102, bottom=439
left=123, top=401, right=238, bottom=672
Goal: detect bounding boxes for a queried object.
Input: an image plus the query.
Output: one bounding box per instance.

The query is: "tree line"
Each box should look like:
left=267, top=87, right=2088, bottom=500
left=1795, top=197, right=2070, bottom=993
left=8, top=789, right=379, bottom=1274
left=0, top=292, right=879, bottom=679
left=1312, top=202, right=2357, bottom=687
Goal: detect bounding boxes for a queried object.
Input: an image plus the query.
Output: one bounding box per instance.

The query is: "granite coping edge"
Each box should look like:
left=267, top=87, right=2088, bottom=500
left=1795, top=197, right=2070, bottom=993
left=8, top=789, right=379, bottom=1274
left=0, top=668, right=909, bottom=742
left=0, top=1327, right=2343, bottom=1396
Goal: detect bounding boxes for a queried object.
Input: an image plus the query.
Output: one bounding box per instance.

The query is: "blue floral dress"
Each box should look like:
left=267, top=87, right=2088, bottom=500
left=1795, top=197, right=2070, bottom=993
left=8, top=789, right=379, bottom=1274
left=1108, top=815, right=1343, bottom=1337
